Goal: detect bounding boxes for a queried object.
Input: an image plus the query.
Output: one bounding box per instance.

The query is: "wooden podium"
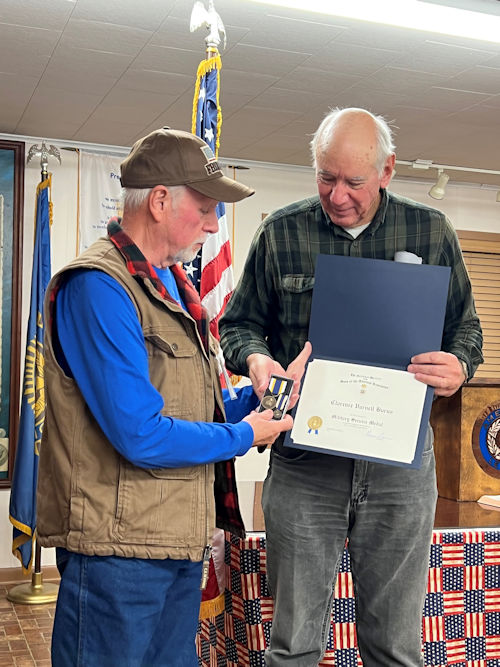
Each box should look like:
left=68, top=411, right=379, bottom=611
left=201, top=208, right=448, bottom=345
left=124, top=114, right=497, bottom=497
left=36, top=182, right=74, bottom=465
left=430, top=380, right=500, bottom=501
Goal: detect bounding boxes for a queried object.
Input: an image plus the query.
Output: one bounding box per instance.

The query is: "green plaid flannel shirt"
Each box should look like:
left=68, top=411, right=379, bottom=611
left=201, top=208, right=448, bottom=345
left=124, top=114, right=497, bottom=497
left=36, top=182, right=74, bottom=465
left=220, top=189, right=483, bottom=380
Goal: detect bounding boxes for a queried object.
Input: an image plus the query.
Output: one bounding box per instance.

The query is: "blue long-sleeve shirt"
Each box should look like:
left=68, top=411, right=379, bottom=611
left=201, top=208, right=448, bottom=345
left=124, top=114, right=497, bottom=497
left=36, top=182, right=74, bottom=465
left=55, top=268, right=257, bottom=469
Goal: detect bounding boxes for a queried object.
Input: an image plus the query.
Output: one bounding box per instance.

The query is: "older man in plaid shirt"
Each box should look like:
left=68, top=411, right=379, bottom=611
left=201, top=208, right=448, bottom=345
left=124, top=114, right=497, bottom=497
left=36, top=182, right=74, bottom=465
left=220, top=108, right=483, bottom=666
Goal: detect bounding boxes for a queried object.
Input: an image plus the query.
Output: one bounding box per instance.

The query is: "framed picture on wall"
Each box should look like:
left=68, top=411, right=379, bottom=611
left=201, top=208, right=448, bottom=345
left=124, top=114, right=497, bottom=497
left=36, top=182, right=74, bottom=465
left=0, top=140, right=24, bottom=486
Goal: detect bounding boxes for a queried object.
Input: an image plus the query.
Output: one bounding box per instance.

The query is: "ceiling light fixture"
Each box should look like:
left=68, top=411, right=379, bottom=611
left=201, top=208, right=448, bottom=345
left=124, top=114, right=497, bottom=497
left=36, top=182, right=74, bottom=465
left=428, top=170, right=449, bottom=200
left=397, top=159, right=500, bottom=180
left=396, top=159, right=500, bottom=196
left=248, top=0, right=500, bottom=44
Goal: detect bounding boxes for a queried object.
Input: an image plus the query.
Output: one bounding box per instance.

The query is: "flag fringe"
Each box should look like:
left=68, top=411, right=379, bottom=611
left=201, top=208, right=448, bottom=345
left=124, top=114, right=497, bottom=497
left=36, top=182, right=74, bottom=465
left=199, top=591, right=225, bottom=619
left=34, top=175, right=53, bottom=236
left=11, top=531, right=35, bottom=574
left=192, top=54, right=223, bottom=157
left=9, top=515, right=33, bottom=536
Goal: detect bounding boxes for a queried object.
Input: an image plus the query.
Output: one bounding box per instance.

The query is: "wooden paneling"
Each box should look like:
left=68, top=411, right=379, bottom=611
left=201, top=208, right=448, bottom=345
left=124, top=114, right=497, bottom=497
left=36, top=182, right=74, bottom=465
left=457, top=231, right=500, bottom=380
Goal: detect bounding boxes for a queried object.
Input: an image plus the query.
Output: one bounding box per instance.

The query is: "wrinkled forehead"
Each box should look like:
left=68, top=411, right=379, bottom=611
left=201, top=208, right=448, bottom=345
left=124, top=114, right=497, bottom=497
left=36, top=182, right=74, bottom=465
left=316, top=142, right=379, bottom=178
left=316, top=118, right=378, bottom=170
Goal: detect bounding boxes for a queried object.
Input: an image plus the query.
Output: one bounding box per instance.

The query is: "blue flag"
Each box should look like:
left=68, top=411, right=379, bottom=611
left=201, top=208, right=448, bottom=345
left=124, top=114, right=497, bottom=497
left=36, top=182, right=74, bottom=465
left=184, top=53, right=233, bottom=339
left=9, top=176, right=51, bottom=572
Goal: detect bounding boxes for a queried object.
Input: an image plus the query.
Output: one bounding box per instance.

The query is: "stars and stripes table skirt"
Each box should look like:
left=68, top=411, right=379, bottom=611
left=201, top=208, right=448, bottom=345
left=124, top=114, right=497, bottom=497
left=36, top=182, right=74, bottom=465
left=196, top=530, right=500, bottom=666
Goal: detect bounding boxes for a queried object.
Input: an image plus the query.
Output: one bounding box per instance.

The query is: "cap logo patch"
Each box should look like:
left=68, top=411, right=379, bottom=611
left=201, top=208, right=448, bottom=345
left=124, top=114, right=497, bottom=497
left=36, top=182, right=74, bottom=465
left=205, top=160, right=221, bottom=175
left=200, top=145, right=216, bottom=161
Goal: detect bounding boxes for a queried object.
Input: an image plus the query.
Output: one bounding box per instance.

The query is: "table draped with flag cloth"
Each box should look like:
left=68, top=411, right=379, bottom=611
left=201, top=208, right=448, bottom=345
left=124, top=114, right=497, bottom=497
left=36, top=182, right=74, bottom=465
left=196, top=529, right=500, bottom=666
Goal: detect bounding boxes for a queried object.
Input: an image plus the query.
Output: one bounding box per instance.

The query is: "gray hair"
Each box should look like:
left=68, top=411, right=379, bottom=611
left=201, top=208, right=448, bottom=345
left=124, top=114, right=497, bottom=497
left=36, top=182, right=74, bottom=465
left=121, top=184, right=186, bottom=213
left=310, top=107, right=395, bottom=176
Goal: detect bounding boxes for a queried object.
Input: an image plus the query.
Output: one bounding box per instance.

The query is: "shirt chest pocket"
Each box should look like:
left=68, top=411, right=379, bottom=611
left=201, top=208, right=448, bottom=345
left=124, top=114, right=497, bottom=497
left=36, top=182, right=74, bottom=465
left=145, top=332, right=203, bottom=419
left=281, top=274, right=315, bottom=331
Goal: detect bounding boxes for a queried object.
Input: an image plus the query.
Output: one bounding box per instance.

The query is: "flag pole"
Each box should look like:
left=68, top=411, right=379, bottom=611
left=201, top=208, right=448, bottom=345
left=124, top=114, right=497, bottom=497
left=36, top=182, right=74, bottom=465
left=189, top=0, right=234, bottom=622
left=7, top=144, right=60, bottom=605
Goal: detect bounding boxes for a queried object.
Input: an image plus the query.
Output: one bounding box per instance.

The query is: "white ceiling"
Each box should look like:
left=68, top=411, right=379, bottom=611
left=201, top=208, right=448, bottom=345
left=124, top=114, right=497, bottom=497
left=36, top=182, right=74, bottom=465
left=1, top=0, right=500, bottom=185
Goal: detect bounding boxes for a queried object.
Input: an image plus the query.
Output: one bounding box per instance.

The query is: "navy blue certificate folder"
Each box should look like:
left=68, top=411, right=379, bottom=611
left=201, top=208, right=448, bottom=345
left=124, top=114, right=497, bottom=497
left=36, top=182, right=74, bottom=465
left=285, top=254, right=452, bottom=468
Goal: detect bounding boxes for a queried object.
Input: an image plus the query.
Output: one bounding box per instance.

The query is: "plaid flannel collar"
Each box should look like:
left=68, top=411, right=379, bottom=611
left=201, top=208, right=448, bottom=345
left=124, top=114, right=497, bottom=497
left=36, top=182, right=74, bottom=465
left=107, top=218, right=210, bottom=354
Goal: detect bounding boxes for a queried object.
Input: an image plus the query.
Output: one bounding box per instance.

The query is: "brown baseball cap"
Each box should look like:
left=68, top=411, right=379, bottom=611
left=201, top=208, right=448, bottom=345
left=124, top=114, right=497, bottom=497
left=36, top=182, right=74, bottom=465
left=120, top=127, right=254, bottom=202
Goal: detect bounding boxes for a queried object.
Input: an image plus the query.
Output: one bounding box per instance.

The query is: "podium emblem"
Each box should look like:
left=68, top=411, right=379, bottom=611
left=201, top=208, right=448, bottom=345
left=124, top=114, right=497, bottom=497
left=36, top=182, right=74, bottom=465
left=472, top=403, right=500, bottom=478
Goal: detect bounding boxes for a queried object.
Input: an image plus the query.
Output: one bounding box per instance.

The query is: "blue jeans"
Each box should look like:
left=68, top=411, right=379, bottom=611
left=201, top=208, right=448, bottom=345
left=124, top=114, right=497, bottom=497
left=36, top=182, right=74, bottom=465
left=262, top=427, right=437, bottom=666
left=53, top=549, right=202, bottom=666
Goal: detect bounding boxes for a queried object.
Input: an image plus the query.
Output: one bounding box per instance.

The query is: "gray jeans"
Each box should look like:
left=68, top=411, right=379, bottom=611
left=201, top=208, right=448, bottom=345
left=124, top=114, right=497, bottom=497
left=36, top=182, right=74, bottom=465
left=262, top=427, right=437, bottom=666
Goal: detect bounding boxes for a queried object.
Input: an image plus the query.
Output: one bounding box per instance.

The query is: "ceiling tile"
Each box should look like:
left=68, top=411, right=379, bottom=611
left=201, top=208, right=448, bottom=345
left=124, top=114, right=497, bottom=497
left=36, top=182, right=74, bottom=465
left=237, top=140, right=305, bottom=163
left=216, top=69, right=278, bottom=97
left=16, top=117, right=83, bottom=140
left=356, top=66, right=446, bottom=95
left=221, top=107, right=302, bottom=143
left=73, top=118, right=144, bottom=145
left=239, top=14, right=346, bottom=52
left=138, top=89, right=194, bottom=135
left=482, top=52, right=500, bottom=67
left=223, top=44, right=311, bottom=78
left=446, top=103, right=500, bottom=124
left=0, top=23, right=60, bottom=63
left=217, top=91, right=256, bottom=118
left=89, top=89, right=177, bottom=124
left=60, top=18, right=153, bottom=56
left=334, top=21, right=427, bottom=51
left=0, top=46, right=47, bottom=78
left=277, top=66, right=361, bottom=95
left=303, top=43, right=401, bottom=76
left=131, top=45, right=203, bottom=76
left=323, top=89, right=412, bottom=116
left=115, top=69, right=193, bottom=96
left=247, top=87, right=330, bottom=114
left=49, top=44, right=134, bottom=78
left=276, top=146, right=312, bottom=166
left=219, top=132, right=261, bottom=155
left=0, top=0, right=74, bottom=30
left=395, top=40, right=498, bottom=76
left=39, top=66, right=118, bottom=96
left=444, top=65, right=500, bottom=94
left=19, top=87, right=103, bottom=127
left=425, top=86, right=492, bottom=110
left=71, top=0, right=175, bottom=31
left=481, top=93, right=500, bottom=107
left=0, top=72, right=39, bottom=104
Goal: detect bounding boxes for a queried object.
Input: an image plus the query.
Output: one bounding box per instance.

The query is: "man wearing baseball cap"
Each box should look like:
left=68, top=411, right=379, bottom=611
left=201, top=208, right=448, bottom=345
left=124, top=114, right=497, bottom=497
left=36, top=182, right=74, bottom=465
left=36, top=128, right=311, bottom=666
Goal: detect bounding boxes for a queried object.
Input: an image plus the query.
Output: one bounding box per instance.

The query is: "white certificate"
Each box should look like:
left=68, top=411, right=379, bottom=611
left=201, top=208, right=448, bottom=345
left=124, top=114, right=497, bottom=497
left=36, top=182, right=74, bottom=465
left=290, top=358, right=427, bottom=464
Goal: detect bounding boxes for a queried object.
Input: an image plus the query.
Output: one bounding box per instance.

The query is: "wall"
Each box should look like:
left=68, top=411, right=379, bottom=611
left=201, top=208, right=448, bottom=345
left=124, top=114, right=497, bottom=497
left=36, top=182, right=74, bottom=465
left=228, top=164, right=500, bottom=283
left=1, top=136, right=499, bottom=568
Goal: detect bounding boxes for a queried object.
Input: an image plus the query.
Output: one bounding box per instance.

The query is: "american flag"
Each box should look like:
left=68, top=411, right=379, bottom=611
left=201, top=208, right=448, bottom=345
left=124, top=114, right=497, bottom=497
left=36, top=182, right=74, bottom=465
left=184, top=52, right=233, bottom=340
left=190, top=51, right=237, bottom=621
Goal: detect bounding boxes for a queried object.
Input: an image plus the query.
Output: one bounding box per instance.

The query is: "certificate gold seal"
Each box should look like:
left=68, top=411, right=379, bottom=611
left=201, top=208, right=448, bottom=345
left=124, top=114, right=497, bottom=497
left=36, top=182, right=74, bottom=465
left=307, top=416, right=323, bottom=434
left=261, top=395, right=277, bottom=410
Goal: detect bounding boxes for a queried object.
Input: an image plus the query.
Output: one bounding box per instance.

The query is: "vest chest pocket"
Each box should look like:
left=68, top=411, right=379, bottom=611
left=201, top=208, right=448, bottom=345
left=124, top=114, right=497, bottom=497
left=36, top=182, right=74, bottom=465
left=145, top=332, right=203, bottom=419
